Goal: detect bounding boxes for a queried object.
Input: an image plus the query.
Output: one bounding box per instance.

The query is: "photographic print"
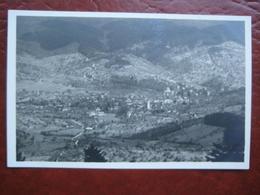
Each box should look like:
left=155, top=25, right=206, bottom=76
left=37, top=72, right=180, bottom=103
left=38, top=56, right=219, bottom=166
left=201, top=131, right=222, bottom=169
left=7, top=10, right=252, bottom=169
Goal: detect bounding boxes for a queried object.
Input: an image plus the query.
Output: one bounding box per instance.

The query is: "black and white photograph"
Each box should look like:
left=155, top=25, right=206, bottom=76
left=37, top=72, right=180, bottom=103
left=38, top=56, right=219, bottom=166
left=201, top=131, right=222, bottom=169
left=7, top=11, right=252, bottom=169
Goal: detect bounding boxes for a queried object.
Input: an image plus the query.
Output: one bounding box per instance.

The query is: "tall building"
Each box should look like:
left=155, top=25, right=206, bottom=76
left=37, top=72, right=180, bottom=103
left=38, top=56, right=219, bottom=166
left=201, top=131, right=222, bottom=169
left=147, top=100, right=151, bottom=110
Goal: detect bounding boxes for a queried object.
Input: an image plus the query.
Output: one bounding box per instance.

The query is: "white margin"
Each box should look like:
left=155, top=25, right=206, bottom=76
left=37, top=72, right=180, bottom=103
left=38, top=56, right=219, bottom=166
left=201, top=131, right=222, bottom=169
left=7, top=10, right=252, bottom=170
left=243, top=16, right=252, bottom=170
left=7, top=10, right=17, bottom=168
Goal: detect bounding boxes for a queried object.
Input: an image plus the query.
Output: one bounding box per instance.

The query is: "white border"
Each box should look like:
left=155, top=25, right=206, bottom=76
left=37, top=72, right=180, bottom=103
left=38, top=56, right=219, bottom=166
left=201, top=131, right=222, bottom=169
left=7, top=10, right=252, bottom=169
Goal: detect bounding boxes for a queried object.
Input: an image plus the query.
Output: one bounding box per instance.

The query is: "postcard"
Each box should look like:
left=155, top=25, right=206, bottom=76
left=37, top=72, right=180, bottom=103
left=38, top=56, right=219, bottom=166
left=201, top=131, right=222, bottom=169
left=7, top=10, right=252, bottom=169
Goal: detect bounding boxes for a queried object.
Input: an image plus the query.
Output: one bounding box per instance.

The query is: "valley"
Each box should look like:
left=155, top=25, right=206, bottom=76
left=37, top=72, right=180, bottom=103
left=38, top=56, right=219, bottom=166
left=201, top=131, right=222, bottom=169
left=15, top=18, right=246, bottom=162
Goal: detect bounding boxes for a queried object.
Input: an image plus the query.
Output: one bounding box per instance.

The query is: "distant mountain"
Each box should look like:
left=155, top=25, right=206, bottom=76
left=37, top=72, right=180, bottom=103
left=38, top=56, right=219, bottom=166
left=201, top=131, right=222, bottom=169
left=17, top=18, right=245, bottom=94
left=17, top=38, right=244, bottom=96
left=17, top=18, right=245, bottom=58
